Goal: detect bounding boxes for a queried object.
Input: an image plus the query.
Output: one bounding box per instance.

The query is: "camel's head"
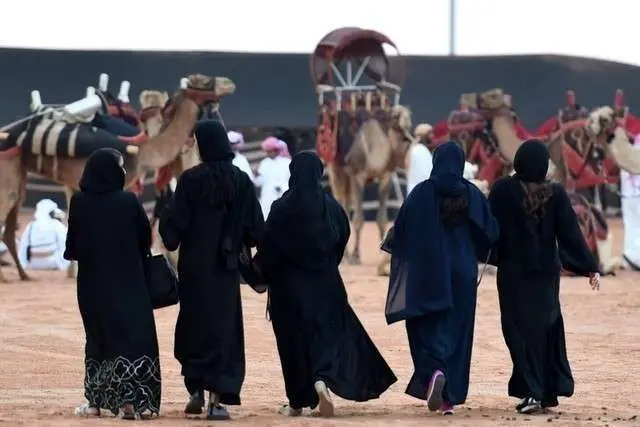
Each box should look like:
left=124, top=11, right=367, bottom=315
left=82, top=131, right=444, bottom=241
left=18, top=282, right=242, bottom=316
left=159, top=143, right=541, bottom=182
left=390, top=105, right=413, bottom=133
left=585, top=106, right=616, bottom=138
left=181, top=74, right=236, bottom=105
left=139, top=90, right=169, bottom=110
left=461, top=88, right=512, bottom=118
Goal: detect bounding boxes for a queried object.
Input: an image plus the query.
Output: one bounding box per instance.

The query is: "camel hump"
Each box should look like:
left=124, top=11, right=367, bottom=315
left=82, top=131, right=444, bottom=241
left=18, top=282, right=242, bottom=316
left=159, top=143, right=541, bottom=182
left=16, top=115, right=141, bottom=159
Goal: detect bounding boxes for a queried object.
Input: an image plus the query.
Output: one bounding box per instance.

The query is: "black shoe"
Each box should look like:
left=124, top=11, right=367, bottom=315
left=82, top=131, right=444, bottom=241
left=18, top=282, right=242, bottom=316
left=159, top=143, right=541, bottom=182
left=517, top=397, right=542, bottom=414
left=207, top=403, right=230, bottom=420
left=184, top=391, right=204, bottom=415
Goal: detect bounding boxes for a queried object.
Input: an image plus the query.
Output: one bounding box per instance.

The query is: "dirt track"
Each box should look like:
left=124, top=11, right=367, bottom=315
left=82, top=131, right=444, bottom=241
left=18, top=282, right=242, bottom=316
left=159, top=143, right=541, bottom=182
left=0, top=217, right=638, bottom=426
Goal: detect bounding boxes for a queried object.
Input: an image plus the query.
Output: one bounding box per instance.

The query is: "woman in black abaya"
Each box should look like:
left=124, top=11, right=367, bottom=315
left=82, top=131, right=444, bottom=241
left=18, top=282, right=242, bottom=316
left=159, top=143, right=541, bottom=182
left=64, top=148, right=161, bottom=420
left=488, top=140, right=600, bottom=414
left=159, top=120, right=264, bottom=421
left=259, top=151, right=397, bottom=418
left=386, top=141, right=499, bottom=415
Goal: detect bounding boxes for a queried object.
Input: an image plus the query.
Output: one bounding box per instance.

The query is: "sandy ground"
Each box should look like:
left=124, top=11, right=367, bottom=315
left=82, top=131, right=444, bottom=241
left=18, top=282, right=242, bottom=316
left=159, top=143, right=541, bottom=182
left=0, top=215, right=638, bottom=426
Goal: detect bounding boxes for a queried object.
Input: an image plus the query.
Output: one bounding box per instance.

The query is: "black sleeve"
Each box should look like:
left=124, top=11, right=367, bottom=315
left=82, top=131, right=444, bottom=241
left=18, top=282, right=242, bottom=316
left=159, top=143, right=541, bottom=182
left=159, top=175, right=190, bottom=251
left=63, top=194, right=78, bottom=261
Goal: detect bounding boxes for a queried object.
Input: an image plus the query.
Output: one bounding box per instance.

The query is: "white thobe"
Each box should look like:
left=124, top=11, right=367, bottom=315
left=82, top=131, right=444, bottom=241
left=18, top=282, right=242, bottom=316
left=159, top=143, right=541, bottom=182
left=18, top=202, right=70, bottom=271
left=233, top=152, right=255, bottom=183
left=621, top=169, right=640, bottom=268
left=406, top=143, right=433, bottom=195
left=256, top=156, right=291, bottom=219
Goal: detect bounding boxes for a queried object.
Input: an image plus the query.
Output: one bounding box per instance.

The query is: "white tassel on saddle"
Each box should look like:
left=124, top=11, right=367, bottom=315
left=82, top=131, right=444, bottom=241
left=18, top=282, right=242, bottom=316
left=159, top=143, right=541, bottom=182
left=98, top=73, right=109, bottom=92
left=180, top=78, right=189, bottom=89
left=86, top=86, right=96, bottom=98
left=62, top=94, right=103, bottom=123
left=30, top=90, right=42, bottom=112
left=118, top=81, right=130, bottom=103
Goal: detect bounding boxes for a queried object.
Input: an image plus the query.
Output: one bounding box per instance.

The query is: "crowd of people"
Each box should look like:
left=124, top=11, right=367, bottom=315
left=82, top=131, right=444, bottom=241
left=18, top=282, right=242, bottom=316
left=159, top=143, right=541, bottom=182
left=9, top=119, right=613, bottom=421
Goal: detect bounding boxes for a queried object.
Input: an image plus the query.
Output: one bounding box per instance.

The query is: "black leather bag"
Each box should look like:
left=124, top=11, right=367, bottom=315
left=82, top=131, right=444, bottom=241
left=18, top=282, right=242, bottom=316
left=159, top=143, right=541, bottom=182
left=144, top=254, right=179, bottom=309
left=380, top=226, right=395, bottom=254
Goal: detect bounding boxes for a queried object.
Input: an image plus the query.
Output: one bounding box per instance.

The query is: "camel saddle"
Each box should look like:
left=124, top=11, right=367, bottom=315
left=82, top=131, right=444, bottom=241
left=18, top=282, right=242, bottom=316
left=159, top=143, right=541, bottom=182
left=447, top=109, right=485, bottom=147
left=3, top=113, right=142, bottom=159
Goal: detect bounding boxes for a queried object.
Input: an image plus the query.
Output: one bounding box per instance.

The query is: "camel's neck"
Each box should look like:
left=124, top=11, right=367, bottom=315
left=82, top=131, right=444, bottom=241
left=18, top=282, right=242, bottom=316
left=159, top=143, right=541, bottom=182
left=388, top=128, right=410, bottom=169
left=137, top=97, right=199, bottom=171
left=143, top=113, right=164, bottom=138
left=491, top=115, right=521, bottom=163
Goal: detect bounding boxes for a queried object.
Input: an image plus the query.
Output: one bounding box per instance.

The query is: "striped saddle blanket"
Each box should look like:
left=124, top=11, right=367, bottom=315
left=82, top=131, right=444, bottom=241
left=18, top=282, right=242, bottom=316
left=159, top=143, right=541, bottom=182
left=7, top=113, right=141, bottom=159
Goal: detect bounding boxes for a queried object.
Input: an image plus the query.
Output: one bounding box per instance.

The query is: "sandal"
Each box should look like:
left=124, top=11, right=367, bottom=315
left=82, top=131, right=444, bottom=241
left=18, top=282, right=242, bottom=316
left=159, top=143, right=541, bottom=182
left=74, top=403, right=100, bottom=417
left=118, top=403, right=140, bottom=420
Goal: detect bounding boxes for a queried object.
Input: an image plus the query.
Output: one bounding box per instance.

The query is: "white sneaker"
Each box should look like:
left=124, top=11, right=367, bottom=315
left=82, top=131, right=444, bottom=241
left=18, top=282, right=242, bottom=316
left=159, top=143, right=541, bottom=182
left=278, top=404, right=302, bottom=417
left=74, top=403, right=100, bottom=417
left=314, top=380, right=334, bottom=417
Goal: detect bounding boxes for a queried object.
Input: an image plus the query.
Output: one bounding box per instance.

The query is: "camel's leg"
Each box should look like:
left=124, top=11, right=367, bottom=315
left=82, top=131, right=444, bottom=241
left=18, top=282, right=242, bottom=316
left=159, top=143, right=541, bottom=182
left=4, top=205, right=31, bottom=281
left=349, top=175, right=365, bottom=265
left=327, top=167, right=352, bottom=263
left=64, top=187, right=77, bottom=279
left=376, top=173, right=392, bottom=276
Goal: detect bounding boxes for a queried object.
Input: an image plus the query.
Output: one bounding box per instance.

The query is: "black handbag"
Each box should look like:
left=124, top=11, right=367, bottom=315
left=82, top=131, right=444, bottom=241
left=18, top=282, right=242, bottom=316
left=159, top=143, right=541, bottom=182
left=144, top=253, right=179, bottom=309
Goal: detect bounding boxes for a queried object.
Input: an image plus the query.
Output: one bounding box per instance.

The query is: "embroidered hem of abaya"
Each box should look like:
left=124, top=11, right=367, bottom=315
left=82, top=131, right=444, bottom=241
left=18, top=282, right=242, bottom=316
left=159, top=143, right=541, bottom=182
left=84, top=355, right=161, bottom=415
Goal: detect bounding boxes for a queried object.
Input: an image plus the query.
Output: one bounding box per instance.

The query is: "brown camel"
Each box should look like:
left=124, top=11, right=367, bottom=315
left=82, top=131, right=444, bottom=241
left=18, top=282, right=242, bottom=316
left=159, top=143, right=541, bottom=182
left=326, top=103, right=414, bottom=274
left=138, top=88, right=202, bottom=268
left=0, top=73, right=235, bottom=281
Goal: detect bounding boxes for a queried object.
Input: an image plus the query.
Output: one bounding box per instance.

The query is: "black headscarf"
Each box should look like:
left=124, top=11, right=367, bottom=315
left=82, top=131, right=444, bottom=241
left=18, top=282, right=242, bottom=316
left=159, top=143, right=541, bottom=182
left=430, top=141, right=466, bottom=195
left=263, top=151, right=339, bottom=269
left=190, top=119, right=237, bottom=206
left=79, top=148, right=125, bottom=194
left=514, top=139, right=549, bottom=183
left=195, top=119, right=234, bottom=163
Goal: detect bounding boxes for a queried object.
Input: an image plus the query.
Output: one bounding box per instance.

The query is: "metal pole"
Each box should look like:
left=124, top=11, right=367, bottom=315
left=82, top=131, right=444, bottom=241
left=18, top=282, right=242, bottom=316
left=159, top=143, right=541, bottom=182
left=449, top=0, right=456, bottom=56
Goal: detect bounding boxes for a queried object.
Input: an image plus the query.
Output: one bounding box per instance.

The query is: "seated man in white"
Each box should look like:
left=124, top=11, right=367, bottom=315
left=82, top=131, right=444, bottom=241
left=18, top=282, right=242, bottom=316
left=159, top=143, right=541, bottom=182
left=18, top=199, right=70, bottom=271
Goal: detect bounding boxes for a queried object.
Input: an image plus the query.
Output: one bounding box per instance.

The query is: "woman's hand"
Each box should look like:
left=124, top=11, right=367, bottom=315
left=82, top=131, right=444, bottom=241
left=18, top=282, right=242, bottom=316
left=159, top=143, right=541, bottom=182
left=589, top=272, right=600, bottom=291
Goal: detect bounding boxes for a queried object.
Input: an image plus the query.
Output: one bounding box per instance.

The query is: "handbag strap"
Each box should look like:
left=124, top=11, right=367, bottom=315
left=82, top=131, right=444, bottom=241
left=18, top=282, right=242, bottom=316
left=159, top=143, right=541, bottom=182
left=476, top=248, right=492, bottom=287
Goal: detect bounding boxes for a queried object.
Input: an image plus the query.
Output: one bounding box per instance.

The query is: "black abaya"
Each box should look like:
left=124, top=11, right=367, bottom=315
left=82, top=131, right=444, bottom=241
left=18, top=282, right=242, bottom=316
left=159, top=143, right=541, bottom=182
left=64, top=148, right=161, bottom=415
left=387, top=142, right=498, bottom=406
left=158, top=121, right=264, bottom=405
left=489, top=161, right=599, bottom=405
left=260, top=151, right=397, bottom=410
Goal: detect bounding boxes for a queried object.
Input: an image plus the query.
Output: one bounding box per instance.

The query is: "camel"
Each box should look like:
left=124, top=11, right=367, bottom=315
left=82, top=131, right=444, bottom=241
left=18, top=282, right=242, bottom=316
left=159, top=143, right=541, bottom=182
left=0, top=73, right=235, bottom=282
left=138, top=84, right=203, bottom=268
left=0, top=155, right=29, bottom=282
left=326, top=102, right=414, bottom=274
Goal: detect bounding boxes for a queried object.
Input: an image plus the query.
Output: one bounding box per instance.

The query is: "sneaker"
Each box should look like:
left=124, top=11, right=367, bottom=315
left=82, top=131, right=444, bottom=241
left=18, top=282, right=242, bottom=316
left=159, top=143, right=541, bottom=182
left=207, top=403, right=230, bottom=420
left=440, top=401, right=455, bottom=415
left=517, top=397, right=542, bottom=414
left=426, top=370, right=446, bottom=411
left=278, top=404, right=302, bottom=417
left=314, top=380, right=335, bottom=417
left=184, top=391, right=205, bottom=415
left=74, top=403, right=100, bottom=417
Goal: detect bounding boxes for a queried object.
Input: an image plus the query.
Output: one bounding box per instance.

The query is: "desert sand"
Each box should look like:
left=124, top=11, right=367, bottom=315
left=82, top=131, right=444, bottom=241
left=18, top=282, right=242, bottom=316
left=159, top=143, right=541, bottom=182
left=0, top=216, right=638, bottom=426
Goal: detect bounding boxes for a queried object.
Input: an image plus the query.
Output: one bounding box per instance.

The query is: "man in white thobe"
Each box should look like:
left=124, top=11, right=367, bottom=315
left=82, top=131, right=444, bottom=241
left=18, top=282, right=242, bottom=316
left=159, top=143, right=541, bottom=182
left=621, top=135, right=640, bottom=270
left=255, top=137, right=291, bottom=219
left=406, top=124, right=434, bottom=195
left=18, top=199, right=70, bottom=271
left=227, top=130, right=256, bottom=183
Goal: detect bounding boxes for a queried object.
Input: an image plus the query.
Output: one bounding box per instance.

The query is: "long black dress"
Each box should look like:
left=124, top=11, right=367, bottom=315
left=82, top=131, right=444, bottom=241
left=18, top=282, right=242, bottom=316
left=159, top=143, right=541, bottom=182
left=489, top=177, right=599, bottom=408
left=159, top=123, right=264, bottom=406
left=64, top=148, right=161, bottom=415
left=259, top=151, right=397, bottom=410
left=386, top=142, right=499, bottom=407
